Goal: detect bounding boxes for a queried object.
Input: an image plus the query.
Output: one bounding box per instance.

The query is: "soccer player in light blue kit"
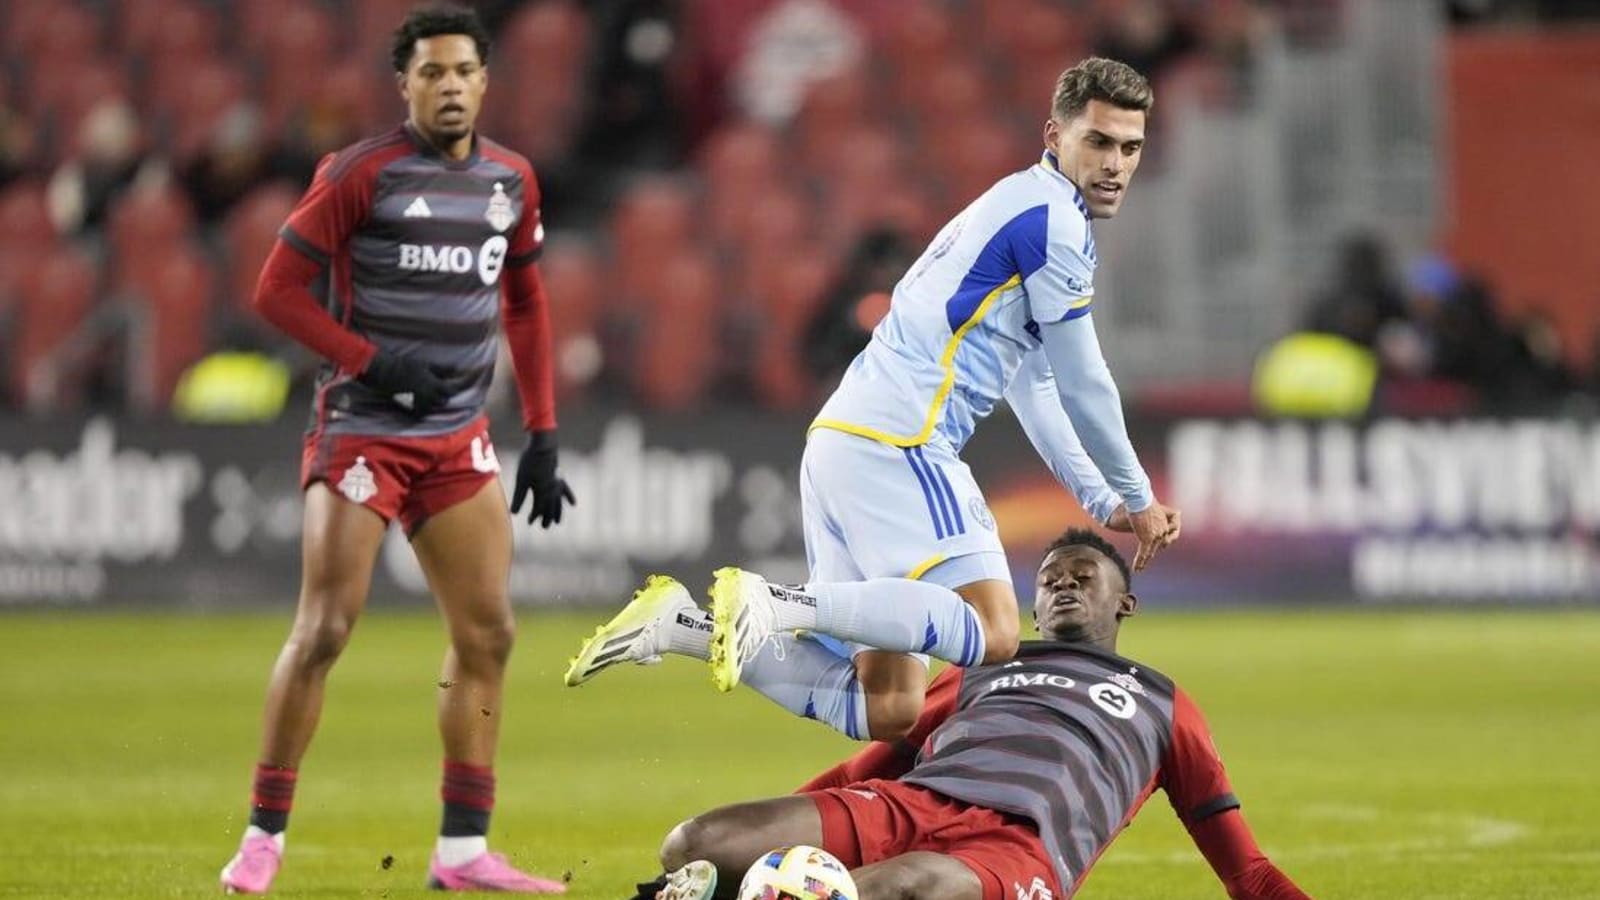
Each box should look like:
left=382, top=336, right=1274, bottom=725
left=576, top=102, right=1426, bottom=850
left=565, top=58, right=1180, bottom=743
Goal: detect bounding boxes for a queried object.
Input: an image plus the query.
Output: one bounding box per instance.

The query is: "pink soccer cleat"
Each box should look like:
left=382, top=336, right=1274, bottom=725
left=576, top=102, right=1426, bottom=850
left=220, top=832, right=283, bottom=894
left=428, top=851, right=568, bottom=893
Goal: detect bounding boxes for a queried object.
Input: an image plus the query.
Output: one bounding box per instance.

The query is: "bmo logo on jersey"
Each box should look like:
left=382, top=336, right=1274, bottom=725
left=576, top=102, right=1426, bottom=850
left=397, top=236, right=508, bottom=286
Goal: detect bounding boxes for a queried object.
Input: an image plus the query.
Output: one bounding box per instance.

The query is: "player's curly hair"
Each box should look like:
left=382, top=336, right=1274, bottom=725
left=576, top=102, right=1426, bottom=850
left=1044, top=528, right=1132, bottom=591
left=1052, top=57, right=1153, bottom=122
left=391, top=5, right=491, bottom=73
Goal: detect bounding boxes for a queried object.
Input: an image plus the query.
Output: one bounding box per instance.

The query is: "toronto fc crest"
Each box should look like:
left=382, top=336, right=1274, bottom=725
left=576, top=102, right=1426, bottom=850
left=338, top=456, right=377, bottom=504
left=485, top=182, right=515, bottom=233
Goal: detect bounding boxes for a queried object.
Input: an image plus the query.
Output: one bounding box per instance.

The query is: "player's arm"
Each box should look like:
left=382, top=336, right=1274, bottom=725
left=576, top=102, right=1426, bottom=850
left=1003, top=351, right=1123, bottom=526
left=1024, top=228, right=1175, bottom=566
left=797, top=665, right=962, bottom=792
left=255, top=153, right=449, bottom=414
left=1161, top=689, right=1313, bottom=900
left=501, top=165, right=575, bottom=529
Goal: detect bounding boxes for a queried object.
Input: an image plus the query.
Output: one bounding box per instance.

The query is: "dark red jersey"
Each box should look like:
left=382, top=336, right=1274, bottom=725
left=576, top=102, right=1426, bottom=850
left=801, top=641, right=1311, bottom=900
left=274, top=123, right=546, bottom=436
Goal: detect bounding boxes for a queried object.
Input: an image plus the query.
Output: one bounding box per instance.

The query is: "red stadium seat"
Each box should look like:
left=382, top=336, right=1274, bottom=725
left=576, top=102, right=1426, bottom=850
left=609, top=178, right=697, bottom=273
left=536, top=241, right=606, bottom=398
left=630, top=252, right=719, bottom=410
left=222, top=183, right=300, bottom=313
left=0, top=181, right=57, bottom=256
left=112, top=249, right=215, bottom=406
left=12, top=246, right=97, bottom=410
left=7, top=2, right=101, bottom=62
left=120, top=0, right=220, bottom=60
left=897, top=57, right=992, bottom=124
left=107, top=183, right=197, bottom=262
left=746, top=254, right=831, bottom=410
left=501, top=1, right=590, bottom=73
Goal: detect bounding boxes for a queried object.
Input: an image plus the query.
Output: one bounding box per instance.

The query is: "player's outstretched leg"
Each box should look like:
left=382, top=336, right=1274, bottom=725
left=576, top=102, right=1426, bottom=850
left=565, top=576, right=712, bottom=686
left=708, top=568, right=990, bottom=693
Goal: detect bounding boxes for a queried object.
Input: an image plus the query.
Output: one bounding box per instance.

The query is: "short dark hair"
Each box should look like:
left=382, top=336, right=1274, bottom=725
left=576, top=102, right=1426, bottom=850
left=392, top=5, right=491, bottom=73
left=1043, top=528, right=1131, bottom=591
left=1051, top=57, right=1153, bottom=122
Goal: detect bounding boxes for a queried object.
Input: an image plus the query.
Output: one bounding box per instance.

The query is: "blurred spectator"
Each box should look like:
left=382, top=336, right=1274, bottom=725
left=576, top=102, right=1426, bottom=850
left=1093, top=0, right=1198, bottom=88
left=180, top=105, right=301, bottom=224
left=802, top=228, right=916, bottom=382
left=45, top=99, right=161, bottom=235
left=1302, top=232, right=1409, bottom=350
left=578, top=0, right=686, bottom=170
left=734, top=0, right=865, bottom=126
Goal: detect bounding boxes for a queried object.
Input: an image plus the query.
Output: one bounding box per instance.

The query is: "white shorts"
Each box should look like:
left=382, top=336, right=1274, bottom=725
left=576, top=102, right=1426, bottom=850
left=799, top=429, right=1010, bottom=591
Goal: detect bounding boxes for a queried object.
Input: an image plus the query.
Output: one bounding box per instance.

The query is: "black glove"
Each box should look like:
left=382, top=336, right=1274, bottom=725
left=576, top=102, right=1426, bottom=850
left=511, top=429, right=575, bottom=528
left=357, top=351, right=450, bottom=416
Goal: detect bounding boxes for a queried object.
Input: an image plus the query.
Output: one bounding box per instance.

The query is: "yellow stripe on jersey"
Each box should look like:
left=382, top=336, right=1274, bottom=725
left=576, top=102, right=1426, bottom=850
left=905, top=553, right=948, bottom=581
left=810, top=273, right=1023, bottom=447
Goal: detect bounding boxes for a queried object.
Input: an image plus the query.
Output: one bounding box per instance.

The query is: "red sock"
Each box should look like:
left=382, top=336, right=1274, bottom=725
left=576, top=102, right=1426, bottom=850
left=249, top=763, right=297, bottom=833
left=441, top=760, right=494, bottom=837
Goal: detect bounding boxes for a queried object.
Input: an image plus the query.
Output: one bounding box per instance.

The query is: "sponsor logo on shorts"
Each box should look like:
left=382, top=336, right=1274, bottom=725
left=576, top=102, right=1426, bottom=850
left=470, top=436, right=501, bottom=474
left=844, top=788, right=878, bottom=801
left=338, top=456, right=377, bottom=504
left=1014, top=876, right=1053, bottom=900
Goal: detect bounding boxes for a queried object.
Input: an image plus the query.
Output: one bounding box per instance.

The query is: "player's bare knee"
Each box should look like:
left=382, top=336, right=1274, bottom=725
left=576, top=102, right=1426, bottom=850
left=288, top=613, right=355, bottom=670
left=454, top=613, right=516, bottom=669
left=865, top=692, right=921, bottom=742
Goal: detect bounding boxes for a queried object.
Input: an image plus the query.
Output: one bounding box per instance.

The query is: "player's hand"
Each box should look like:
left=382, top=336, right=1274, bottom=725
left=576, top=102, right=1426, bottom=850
left=511, top=429, right=576, bottom=528
left=357, top=351, right=451, bottom=416
left=1128, top=501, right=1179, bottom=571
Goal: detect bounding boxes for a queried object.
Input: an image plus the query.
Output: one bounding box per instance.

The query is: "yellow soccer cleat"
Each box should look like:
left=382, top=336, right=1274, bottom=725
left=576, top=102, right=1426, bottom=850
left=564, top=575, right=693, bottom=687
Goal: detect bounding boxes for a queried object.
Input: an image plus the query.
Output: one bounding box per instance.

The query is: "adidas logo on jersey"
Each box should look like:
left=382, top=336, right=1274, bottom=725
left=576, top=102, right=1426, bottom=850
left=403, top=196, right=433, bottom=218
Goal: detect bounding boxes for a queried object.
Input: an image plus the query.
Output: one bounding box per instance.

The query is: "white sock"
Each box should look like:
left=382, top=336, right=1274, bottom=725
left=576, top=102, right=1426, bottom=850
left=244, top=825, right=285, bottom=851
left=809, top=579, right=987, bottom=667
left=767, top=583, right=821, bottom=632
left=435, top=835, right=488, bottom=867
left=740, top=633, right=870, bottom=740
left=666, top=605, right=712, bottom=661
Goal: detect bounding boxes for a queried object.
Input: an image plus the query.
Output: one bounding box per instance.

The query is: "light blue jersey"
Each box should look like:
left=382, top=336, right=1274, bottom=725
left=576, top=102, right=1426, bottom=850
left=813, top=152, right=1099, bottom=452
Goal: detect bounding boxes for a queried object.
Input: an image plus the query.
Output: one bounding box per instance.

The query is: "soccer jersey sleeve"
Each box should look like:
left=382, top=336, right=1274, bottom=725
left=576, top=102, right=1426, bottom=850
left=1003, top=352, right=1122, bottom=523
left=1037, top=313, right=1154, bottom=512
left=1160, top=688, right=1239, bottom=823
left=507, top=162, right=545, bottom=267
left=1161, top=689, right=1313, bottom=899
left=279, top=152, right=373, bottom=264
left=1021, top=203, right=1096, bottom=325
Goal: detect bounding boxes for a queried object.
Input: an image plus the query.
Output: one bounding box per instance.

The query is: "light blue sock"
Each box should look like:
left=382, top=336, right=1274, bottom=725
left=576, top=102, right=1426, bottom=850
left=807, top=579, right=987, bottom=667
left=740, top=633, right=870, bottom=740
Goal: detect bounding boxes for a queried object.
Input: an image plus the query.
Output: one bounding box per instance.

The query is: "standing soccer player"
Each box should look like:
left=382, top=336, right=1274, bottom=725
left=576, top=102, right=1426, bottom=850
left=566, top=58, right=1180, bottom=746
left=219, top=7, right=574, bottom=894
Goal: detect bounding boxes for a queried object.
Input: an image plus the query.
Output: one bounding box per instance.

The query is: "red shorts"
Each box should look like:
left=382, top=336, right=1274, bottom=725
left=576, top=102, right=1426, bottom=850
left=301, top=416, right=502, bottom=534
left=808, top=780, right=1061, bottom=900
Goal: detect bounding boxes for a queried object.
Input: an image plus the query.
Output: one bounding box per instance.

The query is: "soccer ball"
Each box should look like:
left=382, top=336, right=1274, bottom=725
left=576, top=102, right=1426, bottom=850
left=736, top=845, right=858, bottom=900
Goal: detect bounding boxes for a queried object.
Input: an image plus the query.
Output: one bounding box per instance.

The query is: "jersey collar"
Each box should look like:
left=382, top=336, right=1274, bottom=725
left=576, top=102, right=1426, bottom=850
left=402, top=121, right=481, bottom=170
left=1038, top=150, right=1091, bottom=219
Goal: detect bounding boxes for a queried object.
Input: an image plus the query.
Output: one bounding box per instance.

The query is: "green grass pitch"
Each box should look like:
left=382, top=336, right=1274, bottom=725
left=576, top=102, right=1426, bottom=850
left=2, top=608, right=1597, bottom=899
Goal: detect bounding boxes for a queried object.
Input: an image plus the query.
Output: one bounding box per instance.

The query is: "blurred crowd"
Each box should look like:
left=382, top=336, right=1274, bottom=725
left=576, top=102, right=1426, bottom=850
left=0, top=0, right=1593, bottom=422
left=1285, top=233, right=1600, bottom=417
